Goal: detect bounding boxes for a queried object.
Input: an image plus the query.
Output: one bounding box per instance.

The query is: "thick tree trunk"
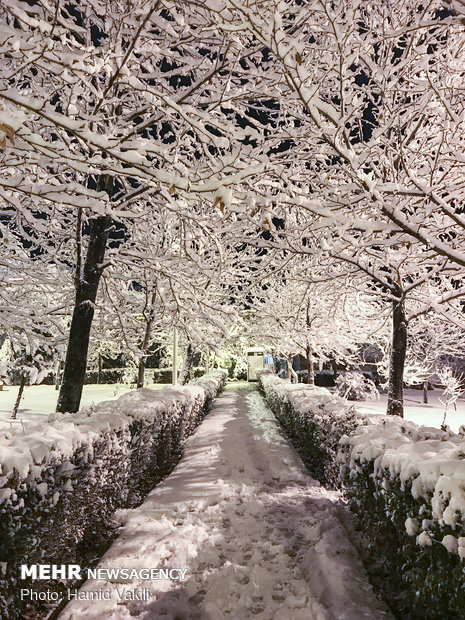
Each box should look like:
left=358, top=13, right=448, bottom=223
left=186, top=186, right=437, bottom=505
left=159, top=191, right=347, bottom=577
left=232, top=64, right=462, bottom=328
left=97, top=353, right=102, bottom=384
left=178, top=342, right=196, bottom=385
left=306, top=345, right=315, bottom=386
left=57, top=214, right=112, bottom=413
left=387, top=297, right=407, bottom=417
left=423, top=380, right=428, bottom=404
left=12, top=373, right=26, bottom=419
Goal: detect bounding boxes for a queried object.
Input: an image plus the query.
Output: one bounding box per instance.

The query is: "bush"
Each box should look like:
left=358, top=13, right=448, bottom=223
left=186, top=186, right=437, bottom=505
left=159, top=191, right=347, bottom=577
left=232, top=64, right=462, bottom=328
left=42, top=367, right=208, bottom=386
left=258, top=370, right=358, bottom=488
left=335, top=370, right=379, bottom=401
left=0, top=371, right=226, bottom=619
left=315, top=369, right=335, bottom=387
left=340, top=418, right=465, bottom=618
left=258, top=370, right=465, bottom=619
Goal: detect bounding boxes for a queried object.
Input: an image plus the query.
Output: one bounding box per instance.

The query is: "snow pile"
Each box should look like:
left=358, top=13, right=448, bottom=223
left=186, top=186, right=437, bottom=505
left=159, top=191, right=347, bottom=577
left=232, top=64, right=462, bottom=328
left=1, top=371, right=226, bottom=619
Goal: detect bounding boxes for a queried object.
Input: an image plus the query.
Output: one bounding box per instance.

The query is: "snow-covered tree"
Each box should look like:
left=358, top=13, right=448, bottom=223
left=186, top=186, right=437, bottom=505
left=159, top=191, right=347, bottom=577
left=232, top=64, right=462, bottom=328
left=215, top=0, right=465, bottom=414
left=0, top=0, right=279, bottom=410
left=247, top=259, right=387, bottom=384
left=3, top=0, right=465, bottom=421
left=438, top=366, right=465, bottom=429
left=0, top=338, right=13, bottom=390
left=336, top=371, right=379, bottom=402
left=226, top=0, right=465, bottom=270
left=10, top=350, right=53, bottom=419
left=400, top=316, right=465, bottom=404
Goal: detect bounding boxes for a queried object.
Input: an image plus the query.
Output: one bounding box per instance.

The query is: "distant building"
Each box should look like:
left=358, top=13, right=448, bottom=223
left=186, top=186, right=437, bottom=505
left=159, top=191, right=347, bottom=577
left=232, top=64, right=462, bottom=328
left=246, top=347, right=273, bottom=381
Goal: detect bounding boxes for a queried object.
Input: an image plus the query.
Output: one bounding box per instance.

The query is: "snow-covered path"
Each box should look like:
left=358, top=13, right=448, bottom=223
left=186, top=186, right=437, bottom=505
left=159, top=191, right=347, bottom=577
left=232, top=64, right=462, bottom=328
left=60, top=384, right=391, bottom=620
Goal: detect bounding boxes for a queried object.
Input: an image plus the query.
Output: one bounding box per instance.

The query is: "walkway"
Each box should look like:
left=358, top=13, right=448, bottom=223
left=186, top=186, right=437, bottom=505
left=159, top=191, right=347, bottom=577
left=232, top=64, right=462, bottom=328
left=60, top=384, right=391, bottom=620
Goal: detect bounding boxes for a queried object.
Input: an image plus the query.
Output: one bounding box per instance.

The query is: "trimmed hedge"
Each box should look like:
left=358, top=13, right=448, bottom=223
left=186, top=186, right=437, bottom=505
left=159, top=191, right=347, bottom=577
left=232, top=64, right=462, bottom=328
left=341, top=459, right=465, bottom=618
left=0, top=372, right=226, bottom=619
left=340, top=419, right=465, bottom=619
left=41, top=367, right=206, bottom=386
left=258, top=371, right=465, bottom=619
left=258, top=370, right=359, bottom=488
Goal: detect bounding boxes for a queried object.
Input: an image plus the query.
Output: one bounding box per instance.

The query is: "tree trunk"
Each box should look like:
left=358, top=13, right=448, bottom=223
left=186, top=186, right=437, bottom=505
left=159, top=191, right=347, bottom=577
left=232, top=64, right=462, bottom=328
left=172, top=327, right=178, bottom=385
left=97, top=353, right=102, bottom=384
left=387, top=297, right=407, bottom=417
left=205, top=347, right=210, bottom=374
left=137, top=358, right=146, bottom=389
left=331, top=359, right=337, bottom=382
left=306, top=345, right=315, bottom=386
left=12, top=373, right=26, bottom=419
left=287, top=358, right=298, bottom=383
left=179, top=342, right=196, bottom=385
left=57, top=214, right=112, bottom=413
left=137, top=308, right=156, bottom=388
left=55, top=359, right=62, bottom=390
left=423, top=380, right=428, bottom=404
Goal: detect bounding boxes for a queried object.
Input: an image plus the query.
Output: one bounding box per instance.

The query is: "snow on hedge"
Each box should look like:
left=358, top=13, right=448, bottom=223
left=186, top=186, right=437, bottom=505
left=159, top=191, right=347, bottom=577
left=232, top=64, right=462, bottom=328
left=258, top=369, right=355, bottom=418
left=259, top=370, right=465, bottom=617
left=341, top=416, right=465, bottom=546
left=261, top=371, right=465, bottom=555
left=338, top=414, right=465, bottom=617
left=258, top=370, right=363, bottom=487
left=0, top=371, right=226, bottom=618
left=0, top=372, right=225, bottom=494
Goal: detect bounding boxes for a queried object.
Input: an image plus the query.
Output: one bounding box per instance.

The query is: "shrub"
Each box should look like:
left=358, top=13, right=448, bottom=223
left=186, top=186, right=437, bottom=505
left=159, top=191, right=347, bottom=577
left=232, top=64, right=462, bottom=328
left=258, top=370, right=359, bottom=488
left=314, top=369, right=335, bottom=387
left=335, top=370, right=379, bottom=401
left=340, top=417, right=465, bottom=618
left=0, top=371, right=226, bottom=619
left=258, top=370, right=465, bottom=618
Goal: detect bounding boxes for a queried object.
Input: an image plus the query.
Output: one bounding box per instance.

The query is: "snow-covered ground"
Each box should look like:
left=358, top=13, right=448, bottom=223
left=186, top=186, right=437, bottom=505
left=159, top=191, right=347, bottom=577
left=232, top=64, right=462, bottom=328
left=60, top=384, right=391, bottom=620
left=0, top=383, right=167, bottom=431
left=356, top=387, right=465, bottom=432
left=2, top=382, right=463, bottom=435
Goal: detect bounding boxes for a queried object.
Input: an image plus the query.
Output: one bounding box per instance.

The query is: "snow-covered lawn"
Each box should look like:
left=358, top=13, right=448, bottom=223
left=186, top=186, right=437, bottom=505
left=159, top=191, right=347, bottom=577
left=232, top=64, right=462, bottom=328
left=2, top=382, right=463, bottom=435
left=356, top=387, right=465, bottom=432
left=0, top=383, right=168, bottom=431
left=60, top=383, right=391, bottom=620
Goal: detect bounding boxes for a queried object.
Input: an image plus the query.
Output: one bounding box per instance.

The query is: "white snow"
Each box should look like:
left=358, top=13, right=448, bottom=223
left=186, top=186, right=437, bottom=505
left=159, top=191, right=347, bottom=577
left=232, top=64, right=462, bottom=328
left=60, top=384, right=391, bottom=620
left=441, top=535, right=458, bottom=554
left=0, top=375, right=224, bottom=498
left=341, top=404, right=465, bottom=552
left=0, top=383, right=167, bottom=431
left=405, top=517, right=418, bottom=536
left=356, top=388, right=465, bottom=433
left=416, top=532, right=432, bottom=547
